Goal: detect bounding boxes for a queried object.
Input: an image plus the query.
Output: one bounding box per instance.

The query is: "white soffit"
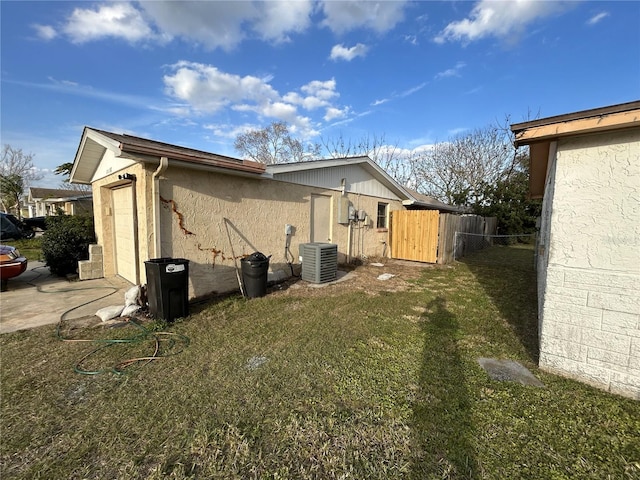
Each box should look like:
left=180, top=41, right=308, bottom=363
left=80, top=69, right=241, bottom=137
left=70, top=128, right=122, bottom=184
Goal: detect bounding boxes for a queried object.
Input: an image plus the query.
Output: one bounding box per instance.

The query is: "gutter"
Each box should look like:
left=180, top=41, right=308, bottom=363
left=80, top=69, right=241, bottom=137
left=121, top=143, right=266, bottom=175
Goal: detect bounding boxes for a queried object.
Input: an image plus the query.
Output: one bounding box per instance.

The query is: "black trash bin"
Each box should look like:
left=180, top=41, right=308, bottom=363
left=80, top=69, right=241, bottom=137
left=240, top=252, right=270, bottom=298
left=145, top=258, right=189, bottom=321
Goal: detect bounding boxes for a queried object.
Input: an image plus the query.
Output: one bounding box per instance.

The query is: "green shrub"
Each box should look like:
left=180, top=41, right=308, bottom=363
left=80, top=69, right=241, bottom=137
left=42, top=215, right=96, bottom=276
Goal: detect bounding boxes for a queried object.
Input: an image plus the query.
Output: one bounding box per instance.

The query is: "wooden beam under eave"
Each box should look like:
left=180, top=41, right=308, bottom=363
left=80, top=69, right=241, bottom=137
left=529, top=142, right=550, bottom=199
left=514, top=109, right=640, bottom=146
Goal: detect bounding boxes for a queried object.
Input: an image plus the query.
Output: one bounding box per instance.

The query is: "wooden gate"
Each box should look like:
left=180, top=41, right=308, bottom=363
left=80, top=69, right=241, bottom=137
left=390, top=210, right=439, bottom=263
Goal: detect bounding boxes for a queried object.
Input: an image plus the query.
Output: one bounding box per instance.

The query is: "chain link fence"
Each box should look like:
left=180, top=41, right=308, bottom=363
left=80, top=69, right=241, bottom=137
left=453, top=232, right=537, bottom=261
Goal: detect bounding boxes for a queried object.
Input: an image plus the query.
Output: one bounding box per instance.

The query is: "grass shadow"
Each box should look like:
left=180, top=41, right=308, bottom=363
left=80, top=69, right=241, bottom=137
left=459, top=245, right=540, bottom=363
left=411, top=296, right=479, bottom=479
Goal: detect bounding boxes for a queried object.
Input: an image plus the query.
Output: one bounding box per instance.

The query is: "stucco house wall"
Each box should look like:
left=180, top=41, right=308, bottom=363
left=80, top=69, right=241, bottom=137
left=158, top=167, right=400, bottom=299
left=71, top=127, right=449, bottom=301
left=86, top=158, right=402, bottom=299
left=538, top=128, right=640, bottom=398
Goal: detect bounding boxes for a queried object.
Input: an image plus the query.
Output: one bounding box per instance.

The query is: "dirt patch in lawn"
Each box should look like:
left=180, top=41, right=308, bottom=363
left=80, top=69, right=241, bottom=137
left=269, top=258, right=450, bottom=298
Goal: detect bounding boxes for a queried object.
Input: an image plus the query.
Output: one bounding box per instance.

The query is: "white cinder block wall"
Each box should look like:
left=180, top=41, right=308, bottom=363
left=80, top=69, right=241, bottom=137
left=538, top=129, right=640, bottom=399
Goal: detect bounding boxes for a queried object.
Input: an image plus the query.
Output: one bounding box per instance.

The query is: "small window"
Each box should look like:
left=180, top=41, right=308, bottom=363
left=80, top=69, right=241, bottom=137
left=377, top=202, right=388, bottom=228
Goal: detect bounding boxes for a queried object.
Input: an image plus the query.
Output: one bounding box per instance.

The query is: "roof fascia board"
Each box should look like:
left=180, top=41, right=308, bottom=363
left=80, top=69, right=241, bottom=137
left=512, top=107, right=640, bottom=146
left=511, top=100, right=640, bottom=131
left=85, top=128, right=124, bottom=152
left=267, top=156, right=369, bottom=173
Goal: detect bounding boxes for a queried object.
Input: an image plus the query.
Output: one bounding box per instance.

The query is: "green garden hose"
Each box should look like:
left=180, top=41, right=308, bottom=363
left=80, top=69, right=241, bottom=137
left=26, top=266, right=190, bottom=375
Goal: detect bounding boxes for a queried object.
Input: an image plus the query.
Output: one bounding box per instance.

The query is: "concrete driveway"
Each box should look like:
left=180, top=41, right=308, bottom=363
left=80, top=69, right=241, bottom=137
left=0, top=262, right=133, bottom=334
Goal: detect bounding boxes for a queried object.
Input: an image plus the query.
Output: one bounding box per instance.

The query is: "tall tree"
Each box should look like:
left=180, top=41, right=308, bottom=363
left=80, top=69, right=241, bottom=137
left=234, top=121, right=320, bottom=164
left=412, top=123, right=516, bottom=207
left=54, top=162, right=91, bottom=192
left=0, top=145, right=41, bottom=216
left=473, top=152, right=541, bottom=235
left=320, top=132, right=417, bottom=187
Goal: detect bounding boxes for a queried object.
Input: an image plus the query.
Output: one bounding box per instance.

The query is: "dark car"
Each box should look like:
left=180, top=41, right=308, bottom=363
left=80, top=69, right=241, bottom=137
left=1, top=213, right=23, bottom=240
left=0, top=244, right=28, bottom=291
left=0, top=213, right=36, bottom=240
left=23, top=216, right=47, bottom=231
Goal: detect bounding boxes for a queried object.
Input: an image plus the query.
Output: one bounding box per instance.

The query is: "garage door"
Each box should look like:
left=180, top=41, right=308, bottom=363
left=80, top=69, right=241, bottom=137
left=112, top=186, right=137, bottom=284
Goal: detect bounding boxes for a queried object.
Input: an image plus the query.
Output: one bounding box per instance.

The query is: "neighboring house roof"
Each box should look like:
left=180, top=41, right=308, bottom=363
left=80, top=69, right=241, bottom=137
left=28, top=187, right=92, bottom=202
left=403, top=188, right=463, bottom=213
left=71, top=127, right=266, bottom=184
left=510, top=100, right=640, bottom=198
left=267, top=157, right=459, bottom=212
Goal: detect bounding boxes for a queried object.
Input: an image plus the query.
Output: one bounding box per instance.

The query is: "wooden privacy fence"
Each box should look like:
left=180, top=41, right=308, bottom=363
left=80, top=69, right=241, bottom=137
left=389, top=211, right=497, bottom=264
left=390, top=210, right=439, bottom=263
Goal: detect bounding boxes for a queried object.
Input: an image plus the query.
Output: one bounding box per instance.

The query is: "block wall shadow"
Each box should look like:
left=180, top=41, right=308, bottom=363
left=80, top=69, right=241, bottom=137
left=459, top=246, right=539, bottom=363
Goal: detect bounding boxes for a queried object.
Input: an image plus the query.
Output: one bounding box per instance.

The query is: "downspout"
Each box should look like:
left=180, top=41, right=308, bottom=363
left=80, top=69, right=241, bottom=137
left=152, top=157, right=169, bottom=258
left=130, top=176, right=140, bottom=285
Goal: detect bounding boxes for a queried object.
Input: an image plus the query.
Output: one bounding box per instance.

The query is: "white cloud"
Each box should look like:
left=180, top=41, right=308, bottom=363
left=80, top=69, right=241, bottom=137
left=140, top=1, right=256, bottom=50
left=399, top=82, right=427, bottom=97
left=163, top=61, right=279, bottom=113
left=371, top=98, right=390, bottom=106
left=434, top=0, right=572, bottom=44
left=434, top=62, right=466, bottom=79
left=301, top=79, right=338, bottom=102
left=404, top=35, right=418, bottom=46
left=55, top=1, right=313, bottom=50
left=283, top=79, right=339, bottom=110
left=32, top=24, right=58, bottom=41
left=62, top=3, right=158, bottom=44
left=587, top=12, right=610, bottom=26
left=253, top=1, right=314, bottom=42
left=203, top=123, right=259, bottom=139
left=320, top=1, right=408, bottom=34
left=46, top=1, right=410, bottom=50
left=330, top=43, right=369, bottom=61
left=370, top=81, right=426, bottom=107
left=163, top=62, right=344, bottom=138
left=324, top=107, right=348, bottom=121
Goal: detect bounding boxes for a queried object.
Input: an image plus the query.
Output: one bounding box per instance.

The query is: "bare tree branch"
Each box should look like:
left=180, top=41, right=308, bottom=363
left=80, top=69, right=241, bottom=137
left=1, top=145, right=42, bottom=215
left=234, top=121, right=319, bottom=164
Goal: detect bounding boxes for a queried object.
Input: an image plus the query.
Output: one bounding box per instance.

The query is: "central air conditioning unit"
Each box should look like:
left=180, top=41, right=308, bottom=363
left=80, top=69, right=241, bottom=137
left=299, top=242, right=338, bottom=284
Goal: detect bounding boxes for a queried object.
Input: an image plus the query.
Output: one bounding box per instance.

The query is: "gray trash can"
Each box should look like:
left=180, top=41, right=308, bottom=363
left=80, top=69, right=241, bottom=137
left=145, top=258, right=189, bottom=321
left=240, top=252, right=270, bottom=298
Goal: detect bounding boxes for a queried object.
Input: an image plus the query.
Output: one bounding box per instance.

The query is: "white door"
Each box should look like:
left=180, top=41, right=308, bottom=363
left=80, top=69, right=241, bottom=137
left=310, top=194, right=332, bottom=243
left=112, top=186, right=137, bottom=283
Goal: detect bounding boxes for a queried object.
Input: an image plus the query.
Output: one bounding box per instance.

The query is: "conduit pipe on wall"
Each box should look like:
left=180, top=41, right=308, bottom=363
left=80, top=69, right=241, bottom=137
left=347, top=220, right=353, bottom=264
left=152, top=157, right=169, bottom=258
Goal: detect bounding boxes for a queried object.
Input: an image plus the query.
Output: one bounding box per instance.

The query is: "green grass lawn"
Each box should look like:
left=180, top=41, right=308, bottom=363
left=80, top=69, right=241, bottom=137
left=4, top=237, right=43, bottom=262
left=1, top=246, right=638, bottom=479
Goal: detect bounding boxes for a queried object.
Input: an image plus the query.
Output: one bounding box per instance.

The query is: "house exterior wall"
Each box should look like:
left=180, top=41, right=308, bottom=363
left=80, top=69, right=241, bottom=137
left=156, top=167, right=401, bottom=299
left=538, top=128, right=640, bottom=399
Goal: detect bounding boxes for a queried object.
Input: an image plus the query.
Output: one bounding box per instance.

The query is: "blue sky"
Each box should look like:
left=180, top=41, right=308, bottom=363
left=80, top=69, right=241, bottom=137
left=1, top=0, right=639, bottom=188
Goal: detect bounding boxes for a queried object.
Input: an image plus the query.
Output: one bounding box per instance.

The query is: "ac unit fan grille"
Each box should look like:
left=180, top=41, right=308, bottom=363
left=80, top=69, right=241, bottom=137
left=300, top=243, right=338, bottom=283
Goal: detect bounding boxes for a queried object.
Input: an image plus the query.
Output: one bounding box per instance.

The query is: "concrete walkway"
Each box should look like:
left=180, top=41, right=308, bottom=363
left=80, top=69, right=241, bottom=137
left=0, top=262, right=133, bottom=334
